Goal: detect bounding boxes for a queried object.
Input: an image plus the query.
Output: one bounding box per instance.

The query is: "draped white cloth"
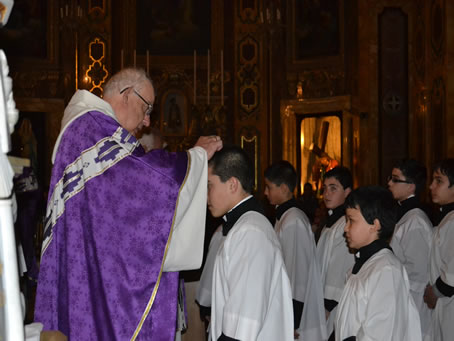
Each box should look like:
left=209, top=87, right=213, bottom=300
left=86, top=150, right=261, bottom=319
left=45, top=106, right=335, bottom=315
left=335, top=249, right=422, bottom=341
left=429, top=211, right=454, bottom=341
left=211, top=211, right=294, bottom=341
left=390, top=208, right=433, bottom=338
left=275, top=207, right=327, bottom=340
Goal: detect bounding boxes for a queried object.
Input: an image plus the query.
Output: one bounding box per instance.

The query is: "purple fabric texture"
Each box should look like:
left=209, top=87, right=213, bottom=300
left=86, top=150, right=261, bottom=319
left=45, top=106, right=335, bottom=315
left=34, top=111, right=188, bottom=340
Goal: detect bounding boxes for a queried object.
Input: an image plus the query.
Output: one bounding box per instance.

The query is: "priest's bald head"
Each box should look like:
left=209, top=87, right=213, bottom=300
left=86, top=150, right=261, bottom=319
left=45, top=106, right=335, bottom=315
left=103, top=68, right=154, bottom=136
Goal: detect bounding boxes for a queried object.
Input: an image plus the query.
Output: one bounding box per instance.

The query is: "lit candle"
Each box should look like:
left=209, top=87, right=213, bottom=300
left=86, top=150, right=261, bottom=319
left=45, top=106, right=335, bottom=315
left=146, top=50, right=149, bottom=74
left=121, top=49, right=124, bottom=69
left=194, top=50, right=197, bottom=104
left=221, top=50, right=224, bottom=106
left=207, top=49, right=210, bottom=105
left=133, top=49, right=136, bottom=68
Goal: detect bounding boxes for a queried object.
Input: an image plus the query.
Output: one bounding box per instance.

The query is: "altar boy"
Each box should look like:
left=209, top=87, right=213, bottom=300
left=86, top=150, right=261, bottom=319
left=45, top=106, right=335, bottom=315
left=424, top=159, right=454, bottom=340
left=335, top=186, right=422, bottom=341
left=264, top=161, right=326, bottom=340
left=208, top=147, right=294, bottom=341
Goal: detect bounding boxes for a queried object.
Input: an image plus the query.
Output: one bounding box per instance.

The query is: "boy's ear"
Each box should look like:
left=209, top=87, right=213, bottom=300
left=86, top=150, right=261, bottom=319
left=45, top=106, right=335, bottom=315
left=372, top=218, right=381, bottom=233
left=279, top=182, right=290, bottom=194
left=344, top=187, right=352, bottom=198
left=228, top=176, right=239, bottom=193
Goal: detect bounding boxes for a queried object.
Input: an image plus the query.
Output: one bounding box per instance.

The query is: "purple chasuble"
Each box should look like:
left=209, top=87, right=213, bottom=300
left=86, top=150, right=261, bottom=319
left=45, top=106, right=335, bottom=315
left=34, top=111, right=188, bottom=340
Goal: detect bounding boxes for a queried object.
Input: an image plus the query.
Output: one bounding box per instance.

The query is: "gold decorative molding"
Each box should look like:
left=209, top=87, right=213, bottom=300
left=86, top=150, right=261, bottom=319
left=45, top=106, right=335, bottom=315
left=240, top=131, right=259, bottom=191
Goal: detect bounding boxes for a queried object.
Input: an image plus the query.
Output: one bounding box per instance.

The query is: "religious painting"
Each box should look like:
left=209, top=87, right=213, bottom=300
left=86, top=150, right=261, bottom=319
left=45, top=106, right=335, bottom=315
left=136, top=0, right=211, bottom=55
left=299, top=115, right=341, bottom=196
left=288, top=0, right=343, bottom=66
left=0, top=0, right=47, bottom=59
left=161, top=90, right=188, bottom=136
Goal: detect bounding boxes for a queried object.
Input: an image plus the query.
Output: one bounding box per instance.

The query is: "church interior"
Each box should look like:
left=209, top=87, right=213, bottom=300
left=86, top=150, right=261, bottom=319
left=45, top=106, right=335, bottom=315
left=1, top=0, right=454, bottom=336
left=3, top=0, right=454, bottom=201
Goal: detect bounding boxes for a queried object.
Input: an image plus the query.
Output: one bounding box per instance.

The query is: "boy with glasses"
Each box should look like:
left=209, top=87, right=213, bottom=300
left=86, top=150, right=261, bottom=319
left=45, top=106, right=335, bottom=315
left=424, top=159, right=454, bottom=340
left=387, top=159, right=433, bottom=339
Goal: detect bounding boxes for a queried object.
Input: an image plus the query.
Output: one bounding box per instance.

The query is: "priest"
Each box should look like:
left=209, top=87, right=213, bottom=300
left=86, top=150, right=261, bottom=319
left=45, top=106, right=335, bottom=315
left=34, top=68, right=222, bottom=340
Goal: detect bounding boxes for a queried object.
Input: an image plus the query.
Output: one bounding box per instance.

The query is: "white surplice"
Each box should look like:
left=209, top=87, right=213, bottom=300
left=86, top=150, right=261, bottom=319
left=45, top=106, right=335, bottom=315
left=335, top=248, right=422, bottom=341
left=211, top=211, right=294, bottom=341
left=196, top=225, right=224, bottom=308
left=275, top=207, right=327, bottom=340
left=390, top=207, right=433, bottom=338
left=429, top=210, right=454, bottom=341
left=316, top=216, right=355, bottom=335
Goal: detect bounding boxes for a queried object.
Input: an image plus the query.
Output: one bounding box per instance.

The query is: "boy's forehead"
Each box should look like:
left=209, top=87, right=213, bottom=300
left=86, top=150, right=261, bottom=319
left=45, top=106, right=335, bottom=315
left=208, top=166, right=218, bottom=178
left=346, top=206, right=362, bottom=216
left=433, top=168, right=445, bottom=177
left=264, top=177, right=278, bottom=186
left=324, top=177, right=342, bottom=186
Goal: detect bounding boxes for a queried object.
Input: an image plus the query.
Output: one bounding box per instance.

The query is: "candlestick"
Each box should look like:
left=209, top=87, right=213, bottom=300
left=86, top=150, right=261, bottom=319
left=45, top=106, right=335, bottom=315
left=221, top=50, right=224, bottom=106
left=207, top=49, right=210, bottom=105
left=194, top=50, right=197, bottom=104
left=133, top=50, right=136, bottom=68
left=146, top=50, right=149, bottom=74
left=121, top=49, right=124, bottom=69
left=60, top=7, right=64, bottom=19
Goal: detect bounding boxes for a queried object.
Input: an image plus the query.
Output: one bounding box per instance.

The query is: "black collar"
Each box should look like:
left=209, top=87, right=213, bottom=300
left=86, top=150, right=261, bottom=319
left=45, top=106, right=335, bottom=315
left=352, top=239, right=391, bottom=274
left=396, top=196, right=419, bottom=221
left=222, top=196, right=264, bottom=236
left=325, top=204, right=345, bottom=228
left=275, top=198, right=299, bottom=222
left=436, top=202, right=454, bottom=226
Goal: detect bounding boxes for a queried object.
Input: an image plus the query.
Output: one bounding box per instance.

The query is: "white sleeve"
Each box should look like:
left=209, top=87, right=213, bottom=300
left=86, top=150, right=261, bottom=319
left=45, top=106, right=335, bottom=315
left=279, top=214, right=313, bottom=302
left=196, top=226, right=223, bottom=306
left=391, top=216, right=432, bottom=292
left=163, top=146, right=208, bottom=271
left=357, top=266, right=421, bottom=341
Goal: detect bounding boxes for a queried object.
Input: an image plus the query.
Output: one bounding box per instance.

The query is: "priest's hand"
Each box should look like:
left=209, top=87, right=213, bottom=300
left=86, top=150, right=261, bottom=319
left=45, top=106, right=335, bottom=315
left=423, top=284, right=438, bottom=309
left=195, top=135, right=223, bottom=159
left=294, top=329, right=300, bottom=339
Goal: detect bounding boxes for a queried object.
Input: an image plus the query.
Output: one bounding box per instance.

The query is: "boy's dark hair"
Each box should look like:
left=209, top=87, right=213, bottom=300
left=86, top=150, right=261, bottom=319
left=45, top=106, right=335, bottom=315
left=208, top=146, right=254, bottom=193
left=394, top=159, right=427, bottom=195
left=433, top=159, right=454, bottom=187
left=345, top=186, right=397, bottom=241
left=324, top=166, right=353, bottom=190
left=264, top=160, right=298, bottom=193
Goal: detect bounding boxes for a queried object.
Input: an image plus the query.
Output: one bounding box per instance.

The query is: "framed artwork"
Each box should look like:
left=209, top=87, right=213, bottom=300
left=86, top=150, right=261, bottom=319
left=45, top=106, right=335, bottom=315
left=0, top=0, right=59, bottom=69
left=287, top=0, right=343, bottom=68
left=161, top=90, right=188, bottom=136
left=0, top=0, right=48, bottom=59
left=136, top=0, right=211, bottom=55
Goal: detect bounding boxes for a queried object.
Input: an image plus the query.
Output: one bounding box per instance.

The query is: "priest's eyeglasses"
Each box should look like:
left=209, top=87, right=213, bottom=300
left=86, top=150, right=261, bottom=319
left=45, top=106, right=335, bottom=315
left=387, top=175, right=412, bottom=184
left=120, top=86, right=153, bottom=117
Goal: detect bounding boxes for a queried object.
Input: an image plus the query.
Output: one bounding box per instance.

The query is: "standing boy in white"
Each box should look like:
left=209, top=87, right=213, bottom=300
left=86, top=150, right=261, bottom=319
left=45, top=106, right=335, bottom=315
left=387, top=159, right=433, bottom=339
left=264, top=160, right=326, bottom=340
left=336, top=186, right=422, bottom=341
left=208, top=147, right=294, bottom=341
left=316, top=166, right=355, bottom=339
left=424, top=159, right=454, bottom=341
